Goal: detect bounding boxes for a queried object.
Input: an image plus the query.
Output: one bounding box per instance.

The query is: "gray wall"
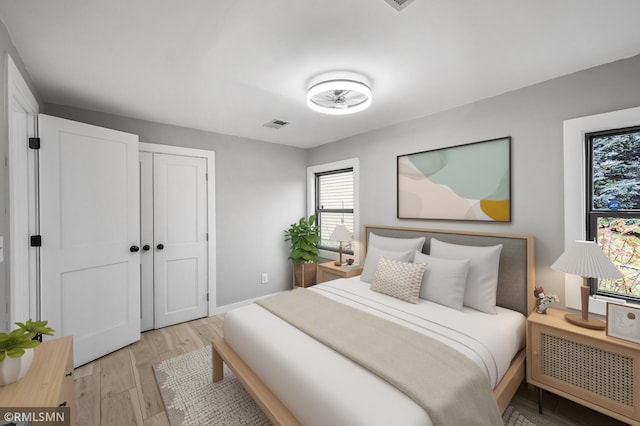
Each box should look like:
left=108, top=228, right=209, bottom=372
left=0, top=24, right=42, bottom=330
left=4, top=6, right=640, bottom=314
left=308, top=54, right=640, bottom=310
left=44, top=103, right=307, bottom=307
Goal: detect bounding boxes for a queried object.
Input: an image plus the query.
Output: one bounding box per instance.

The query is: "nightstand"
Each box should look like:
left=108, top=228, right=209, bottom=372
left=317, top=261, right=363, bottom=283
left=527, top=308, right=640, bottom=425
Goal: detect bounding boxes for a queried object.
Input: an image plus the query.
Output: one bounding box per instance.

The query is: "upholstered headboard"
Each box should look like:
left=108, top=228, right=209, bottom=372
left=363, top=225, right=535, bottom=316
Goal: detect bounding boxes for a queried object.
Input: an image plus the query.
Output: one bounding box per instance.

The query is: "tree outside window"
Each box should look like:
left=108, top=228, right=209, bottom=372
left=587, top=127, right=640, bottom=300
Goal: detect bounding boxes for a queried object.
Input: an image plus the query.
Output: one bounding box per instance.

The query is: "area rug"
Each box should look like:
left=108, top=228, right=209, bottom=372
left=153, top=345, right=570, bottom=426
left=153, top=346, right=270, bottom=425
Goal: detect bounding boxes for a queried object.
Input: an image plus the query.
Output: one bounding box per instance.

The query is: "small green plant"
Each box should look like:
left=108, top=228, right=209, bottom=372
left=284, top=215, right=321, bottom=264
left=0, top=319, right=55, bottom=362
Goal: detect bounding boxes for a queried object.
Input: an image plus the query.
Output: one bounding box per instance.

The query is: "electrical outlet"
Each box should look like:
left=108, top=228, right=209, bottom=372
left=261, top=272, right=268, bottom=284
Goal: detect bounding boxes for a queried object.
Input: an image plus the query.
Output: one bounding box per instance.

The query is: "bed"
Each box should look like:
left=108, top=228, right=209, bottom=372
left=212, top=225, right=535, bottom=425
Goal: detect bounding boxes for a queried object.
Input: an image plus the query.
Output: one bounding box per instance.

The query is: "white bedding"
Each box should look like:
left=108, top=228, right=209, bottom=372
left=223, top=277, right=526, bottom=426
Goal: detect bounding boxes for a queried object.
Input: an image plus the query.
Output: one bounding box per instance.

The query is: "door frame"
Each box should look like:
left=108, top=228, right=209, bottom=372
left=139, top=142, right=216, bottom=315
left=7, top=55, right=39, bottom=329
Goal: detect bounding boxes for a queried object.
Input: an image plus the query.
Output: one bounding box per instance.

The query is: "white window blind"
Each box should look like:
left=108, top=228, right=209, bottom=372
left=316, top=169, right=354, bottom=252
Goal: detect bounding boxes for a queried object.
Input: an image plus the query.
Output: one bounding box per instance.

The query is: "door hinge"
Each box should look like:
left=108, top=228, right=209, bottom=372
left=206, top=293, right=209, bottom=302
left=30, top=235, right=42, bottom=247
left=28, top=137, right=40, bottom=150
left=205, top=173, right=208, bottom=181
left=206, top=232, right=208, bottom=241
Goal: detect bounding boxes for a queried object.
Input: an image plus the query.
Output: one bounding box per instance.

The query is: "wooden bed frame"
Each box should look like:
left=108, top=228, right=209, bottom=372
left=212, top=225, right=535, bottom=425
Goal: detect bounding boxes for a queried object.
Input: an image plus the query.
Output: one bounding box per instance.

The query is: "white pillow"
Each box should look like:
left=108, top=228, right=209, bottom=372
left=361, top=246, right=413, bottom=283
left=368, top=233, right=426, bottom=261
left=371, top=257, right=426, bottom=304
left=414, top=251, right=470, bottom=310
left=429, top=238, right=503, bottom=314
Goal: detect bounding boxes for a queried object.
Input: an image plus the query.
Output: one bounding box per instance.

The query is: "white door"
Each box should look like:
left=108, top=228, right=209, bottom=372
left=153, top=153, right=208, bottom=328
left=7, top=56, right=39, bottom=329
left=139, top=152, right=154, bottom=331
left=39, top=114, right=140, bottom=366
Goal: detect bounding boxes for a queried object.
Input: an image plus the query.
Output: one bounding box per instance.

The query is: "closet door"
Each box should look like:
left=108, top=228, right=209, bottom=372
left=153, top=153, right=208, bottom=328
left=39, top=114, right=140, bottom=366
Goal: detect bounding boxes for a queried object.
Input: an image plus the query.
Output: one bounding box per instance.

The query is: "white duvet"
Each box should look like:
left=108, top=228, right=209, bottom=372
left=223, top=277, right=525, bottom=426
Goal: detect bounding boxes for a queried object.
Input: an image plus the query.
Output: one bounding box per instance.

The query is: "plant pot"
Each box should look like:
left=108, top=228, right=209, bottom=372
left=0, top=348, right=34, bottom=386
left=294, top=262, right=317, bottom=288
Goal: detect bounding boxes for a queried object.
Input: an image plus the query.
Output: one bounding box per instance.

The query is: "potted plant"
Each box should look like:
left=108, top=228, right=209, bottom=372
left=284, top=215, right=321, bottom=287
left=0, top=319, right=54, bottom=386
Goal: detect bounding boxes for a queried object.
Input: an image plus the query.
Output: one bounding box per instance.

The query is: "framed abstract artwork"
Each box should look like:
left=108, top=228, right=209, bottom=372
left=397, top=137, right=511, bottom=222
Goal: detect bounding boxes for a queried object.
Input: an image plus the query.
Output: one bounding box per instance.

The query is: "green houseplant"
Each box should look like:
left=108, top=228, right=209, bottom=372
left=284, top=215, right=321, bottom=287
left=0, top=319, right=54, bottom=386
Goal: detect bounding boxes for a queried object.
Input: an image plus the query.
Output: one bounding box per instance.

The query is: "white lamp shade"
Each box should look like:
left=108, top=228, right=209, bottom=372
left=330, top=224, right=351, bottom=242
left=551, top=240, right=623, bottom=279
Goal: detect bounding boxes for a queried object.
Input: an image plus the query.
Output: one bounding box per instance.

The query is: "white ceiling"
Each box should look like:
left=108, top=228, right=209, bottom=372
left=1, top=0, right=640, bottom=148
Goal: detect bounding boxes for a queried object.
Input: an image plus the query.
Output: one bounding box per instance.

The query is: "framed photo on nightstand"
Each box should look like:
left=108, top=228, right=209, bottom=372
left=607, top=302, right=640, bottom=344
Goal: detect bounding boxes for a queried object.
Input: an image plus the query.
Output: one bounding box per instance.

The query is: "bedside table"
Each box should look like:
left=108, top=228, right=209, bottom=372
left=527, top=308, right=640, bottom=425
left=317, top=261, right=363, bottom=283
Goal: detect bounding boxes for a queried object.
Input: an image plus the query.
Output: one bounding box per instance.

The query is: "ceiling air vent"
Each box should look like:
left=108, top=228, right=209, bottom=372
left=383, top=0, right=415, bottom=11
left=263, top=119, right=290, bottom=129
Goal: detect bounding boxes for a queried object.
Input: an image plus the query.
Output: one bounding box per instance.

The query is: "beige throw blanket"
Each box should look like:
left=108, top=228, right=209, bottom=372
left=257, top=288, right=502, bottom=426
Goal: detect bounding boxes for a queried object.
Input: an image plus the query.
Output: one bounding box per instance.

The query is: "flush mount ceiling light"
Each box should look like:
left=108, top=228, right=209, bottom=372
left=306, top=79, right=372, bottom=115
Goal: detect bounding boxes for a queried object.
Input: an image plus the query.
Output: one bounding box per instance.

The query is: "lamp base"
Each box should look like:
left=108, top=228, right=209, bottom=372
left=334, top=261, right=341, bottom=266
left=564, top=313, right=606, bottom=330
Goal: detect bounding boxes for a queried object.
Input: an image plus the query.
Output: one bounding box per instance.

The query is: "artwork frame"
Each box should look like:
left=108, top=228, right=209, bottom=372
left=606, top=302, right=640, bottom=344
left=397, top=137, right=511, bottom=222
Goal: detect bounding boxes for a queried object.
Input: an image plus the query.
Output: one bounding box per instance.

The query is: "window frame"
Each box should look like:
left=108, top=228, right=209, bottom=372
left=307, top=158, right=360, bottom=263
left=585, top=126, right=640, bottom=302
left=315, top=168, right=355, bottom=254
left=562, top=106, right=640, bottom=316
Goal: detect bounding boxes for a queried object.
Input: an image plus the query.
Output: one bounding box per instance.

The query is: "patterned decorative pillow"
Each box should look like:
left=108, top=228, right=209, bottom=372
left=371, top=257, right=426, bottom=304
left=360, top=247, right=414, bottom=283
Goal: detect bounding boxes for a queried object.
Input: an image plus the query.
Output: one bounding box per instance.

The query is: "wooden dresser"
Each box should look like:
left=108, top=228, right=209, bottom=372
left=0, top=336, right=74, bottom=424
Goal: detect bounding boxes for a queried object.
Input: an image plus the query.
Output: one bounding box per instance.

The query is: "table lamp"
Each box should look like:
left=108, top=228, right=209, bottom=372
left=551, top=240, right=624, bottom=330
left=330, top=224, right=351, bottom=266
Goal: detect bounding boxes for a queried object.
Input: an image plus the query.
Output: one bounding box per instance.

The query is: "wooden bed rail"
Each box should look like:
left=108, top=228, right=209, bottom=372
left=212, top=337, right=302, bottom=426
left=494, top=348, right=526, bottom=413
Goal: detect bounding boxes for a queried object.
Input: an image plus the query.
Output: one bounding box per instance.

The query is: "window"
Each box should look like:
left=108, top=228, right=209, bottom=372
left=307, top=159, right=359, bottom=260
left=586, top=127, right=640, bottom=301
left=315, top=169, right=354, bottom=253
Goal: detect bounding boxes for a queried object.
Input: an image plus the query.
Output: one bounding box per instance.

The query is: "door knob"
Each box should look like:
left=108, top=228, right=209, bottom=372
left=157, top=243, right=164, bottom=250
left=129, top=245, right=140, bottom=252
left=142, top=245, right=150, bottom=251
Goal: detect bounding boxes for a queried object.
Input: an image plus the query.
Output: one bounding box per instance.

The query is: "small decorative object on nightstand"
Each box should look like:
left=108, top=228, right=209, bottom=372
left=551, top=240, right=623, bottom=330
left=317, top=261, right=363, bottom=283
left=606, top=302, right=640, bottom=344
left=533, top=286, right=559, bottom=314
left=527, top=308, right=640, bottom=424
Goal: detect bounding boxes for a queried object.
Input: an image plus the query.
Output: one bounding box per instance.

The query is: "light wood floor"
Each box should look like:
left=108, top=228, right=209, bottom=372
left=74, top=315, right=223, bottom=426
left=75, top=315, right=624, bottom=426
